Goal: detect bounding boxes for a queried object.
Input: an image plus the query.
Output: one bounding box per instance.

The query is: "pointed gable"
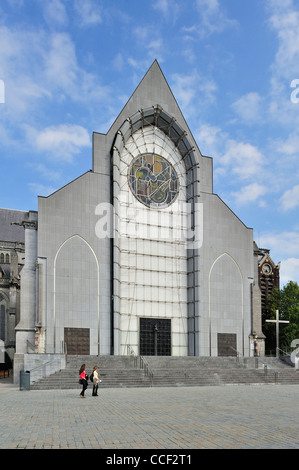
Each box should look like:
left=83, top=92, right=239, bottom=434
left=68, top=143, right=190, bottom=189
left=92, top=61, right=202, bottom=175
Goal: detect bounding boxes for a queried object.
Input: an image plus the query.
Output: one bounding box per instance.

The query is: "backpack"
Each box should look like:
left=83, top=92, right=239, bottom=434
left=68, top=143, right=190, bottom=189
left=90, top=372, right=94, bottom=383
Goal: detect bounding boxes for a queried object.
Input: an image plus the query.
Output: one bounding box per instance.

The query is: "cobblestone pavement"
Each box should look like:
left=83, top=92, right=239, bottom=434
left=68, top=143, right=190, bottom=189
left=0, top=381, right=298, bottom=450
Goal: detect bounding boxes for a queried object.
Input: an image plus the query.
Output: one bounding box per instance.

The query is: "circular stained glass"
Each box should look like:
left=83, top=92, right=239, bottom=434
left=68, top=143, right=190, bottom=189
left=128, top=154, right=179, bottom=208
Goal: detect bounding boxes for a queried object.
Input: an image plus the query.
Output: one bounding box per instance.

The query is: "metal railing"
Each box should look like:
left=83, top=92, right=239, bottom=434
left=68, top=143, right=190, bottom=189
left=127, top=345, right=153, bottom=385
left=229, top=345, right=279, bottom=383
left=228, top=346, right=248, bottom=366
left=277, top=347, right=295, bottom=367
left=255, top=356, right=278, bottom=383
left=27, top=355, right=65, bottom=383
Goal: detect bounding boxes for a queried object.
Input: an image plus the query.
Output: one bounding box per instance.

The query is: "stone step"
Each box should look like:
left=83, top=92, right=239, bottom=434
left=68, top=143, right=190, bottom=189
left=29, top=355, right=299, bottom=390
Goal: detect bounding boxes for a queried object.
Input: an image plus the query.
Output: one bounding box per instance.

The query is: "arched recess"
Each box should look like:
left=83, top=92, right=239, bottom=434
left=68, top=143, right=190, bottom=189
left=208, top=253, right=244, bottom=356
left=53, top=235, right=100, bottom=354
left=111, top=106, right=201, bottom=356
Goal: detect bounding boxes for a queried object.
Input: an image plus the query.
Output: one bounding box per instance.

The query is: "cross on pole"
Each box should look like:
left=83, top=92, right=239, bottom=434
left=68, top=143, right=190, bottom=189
left=266, top=310, right=289, bottom=357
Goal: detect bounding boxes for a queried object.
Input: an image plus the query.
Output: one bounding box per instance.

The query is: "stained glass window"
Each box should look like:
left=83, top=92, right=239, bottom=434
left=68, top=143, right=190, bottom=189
left=128, top=154, right=179, bottom=207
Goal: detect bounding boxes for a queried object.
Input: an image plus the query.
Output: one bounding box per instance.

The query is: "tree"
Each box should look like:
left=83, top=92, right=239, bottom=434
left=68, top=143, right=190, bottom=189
left=263, top=281, right=299, bottom=354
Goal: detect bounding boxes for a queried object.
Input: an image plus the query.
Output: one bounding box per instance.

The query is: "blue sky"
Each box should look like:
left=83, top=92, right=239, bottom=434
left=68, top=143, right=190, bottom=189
left=0, top=0, right=299, bottom=286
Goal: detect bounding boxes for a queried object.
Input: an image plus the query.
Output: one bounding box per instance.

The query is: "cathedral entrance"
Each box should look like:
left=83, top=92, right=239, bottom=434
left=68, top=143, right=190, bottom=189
left=64, top=328, right=90, bottom=355
left=217, top=333, right=237, bottom=356
left=140, top=318, right=171, bottom=356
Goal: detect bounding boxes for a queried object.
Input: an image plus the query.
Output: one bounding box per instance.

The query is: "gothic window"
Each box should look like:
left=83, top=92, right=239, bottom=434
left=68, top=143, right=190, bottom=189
left=0, top=254, right=4, bottom=263
left=5, top=254, right=9, bottom=263
left=128, top=154, right=179, bottom=208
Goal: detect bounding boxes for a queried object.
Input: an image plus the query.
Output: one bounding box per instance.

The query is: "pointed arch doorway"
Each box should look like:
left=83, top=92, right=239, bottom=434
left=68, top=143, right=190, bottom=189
left=209, top=253, right=244, bottom=356
left=53, top=235, right=100, bottom=355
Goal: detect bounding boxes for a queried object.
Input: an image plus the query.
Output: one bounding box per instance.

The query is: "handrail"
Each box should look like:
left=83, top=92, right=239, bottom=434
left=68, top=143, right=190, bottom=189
left=29, top=358, right=59, bottom=373
left=26, top=354, right=66, bottom=383
left=277, top=347, right=291, bottom=357
left=228, top=345, right=278, bottom=383
left=277, top=347, right=295, bottom=367
left=255, top=356, right=278, bottom=383
left=127, top=345, right=153, bottom=385
left=255, top=356, right=278, bottom=372
left=228, top=346, right=246, bottom=365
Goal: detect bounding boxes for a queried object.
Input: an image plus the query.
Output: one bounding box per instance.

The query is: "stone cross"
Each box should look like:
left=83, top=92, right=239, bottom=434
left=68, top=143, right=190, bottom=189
left=266, top=310, right=289, bottom=357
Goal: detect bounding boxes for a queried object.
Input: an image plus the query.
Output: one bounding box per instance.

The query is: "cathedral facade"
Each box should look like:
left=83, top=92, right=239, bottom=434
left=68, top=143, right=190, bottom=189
left=0, top=62, right=270, bottom=382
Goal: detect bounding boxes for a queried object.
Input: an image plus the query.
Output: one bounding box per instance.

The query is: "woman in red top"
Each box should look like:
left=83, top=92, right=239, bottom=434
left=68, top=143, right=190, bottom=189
left=79, top=364, right=88, bottom=398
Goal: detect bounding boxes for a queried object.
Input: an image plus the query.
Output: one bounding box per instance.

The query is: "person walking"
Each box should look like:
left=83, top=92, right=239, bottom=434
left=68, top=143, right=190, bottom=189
left=92, top=365, right=101, bottom=396
left=79, top=364, right=88, bottom=398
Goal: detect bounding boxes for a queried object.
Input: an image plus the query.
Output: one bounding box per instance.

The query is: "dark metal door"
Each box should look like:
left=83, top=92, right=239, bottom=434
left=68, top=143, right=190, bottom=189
left=217, top=333, right=237, bottom=356
left=140, top=318, right=171, bottom=356
left=64, top=328, right=90, bottom=355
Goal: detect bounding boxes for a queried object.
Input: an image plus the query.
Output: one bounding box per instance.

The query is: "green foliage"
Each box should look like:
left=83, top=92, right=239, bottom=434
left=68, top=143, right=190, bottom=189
left=263, top=281, right=299, bottom=353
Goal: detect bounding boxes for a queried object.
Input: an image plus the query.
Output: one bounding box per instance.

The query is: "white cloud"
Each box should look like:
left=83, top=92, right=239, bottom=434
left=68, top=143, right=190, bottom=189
left=259, top=230, right=299, bottom=258
left=280, top=257, right=299, bottom=285
left=267, top=0, right=299, bottom=80
left=171, top=73, right=198, bottom=110
left=265, top=1, right=299, bottom=128
left=0, top=25, right=112, bottom=128
left=220, top=140, right=265, bottom=180
left=279, top=184, right=299, bottom=211
left=132, top=27, right=164, bottom=63
left=196, top=123, right=266, bottom=182
left=112, top=53, right=125, bottom=72
left=152, top=0, right=180, bottom=23
left=196, top=123, right=269, bottom=205
left=153, top=0, right=171, bottom=15
left=28, top=182, right=58, bottom=198
left=194, top=0, right=238, bottom=38
left=231, top=183, right=268, bottom=206
left=35, top=164, right=61, bottom=182
left=0, top=26, right=50, bottom=118
left=74, top=0, right=102, bottom=27
left=232, top=92, right=263, bottom=123
left=43, top=0, right=68, bottom=27
left=44, top=32, right=78, bottom=95
left=276, top=132, right=299, bottom=156
left=195, top=122, right=271, bottom=209
left=257, top=229, right=299, bottom=283
left=196, top=123, right=226, bottom=157
left=170, top=72, right=217, bottom=119
left=26, top=124, right=91, bottom=162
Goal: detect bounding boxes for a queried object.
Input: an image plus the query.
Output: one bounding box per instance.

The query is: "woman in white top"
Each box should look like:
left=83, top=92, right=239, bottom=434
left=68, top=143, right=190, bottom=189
left=92, top=365, right=101, bottom=396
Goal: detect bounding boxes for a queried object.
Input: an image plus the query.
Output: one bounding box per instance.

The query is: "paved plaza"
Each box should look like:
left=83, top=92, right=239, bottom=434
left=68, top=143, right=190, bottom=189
left=0, top=380, right=298, bottom=450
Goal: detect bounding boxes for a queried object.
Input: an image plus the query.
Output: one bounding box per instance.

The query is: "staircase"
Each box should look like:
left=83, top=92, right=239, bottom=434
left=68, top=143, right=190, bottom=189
left=30, top=355, right=299, bottom=390
left=30, top=355, right=152, bottom=390
left=145, top=356, right=299, bottom=387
